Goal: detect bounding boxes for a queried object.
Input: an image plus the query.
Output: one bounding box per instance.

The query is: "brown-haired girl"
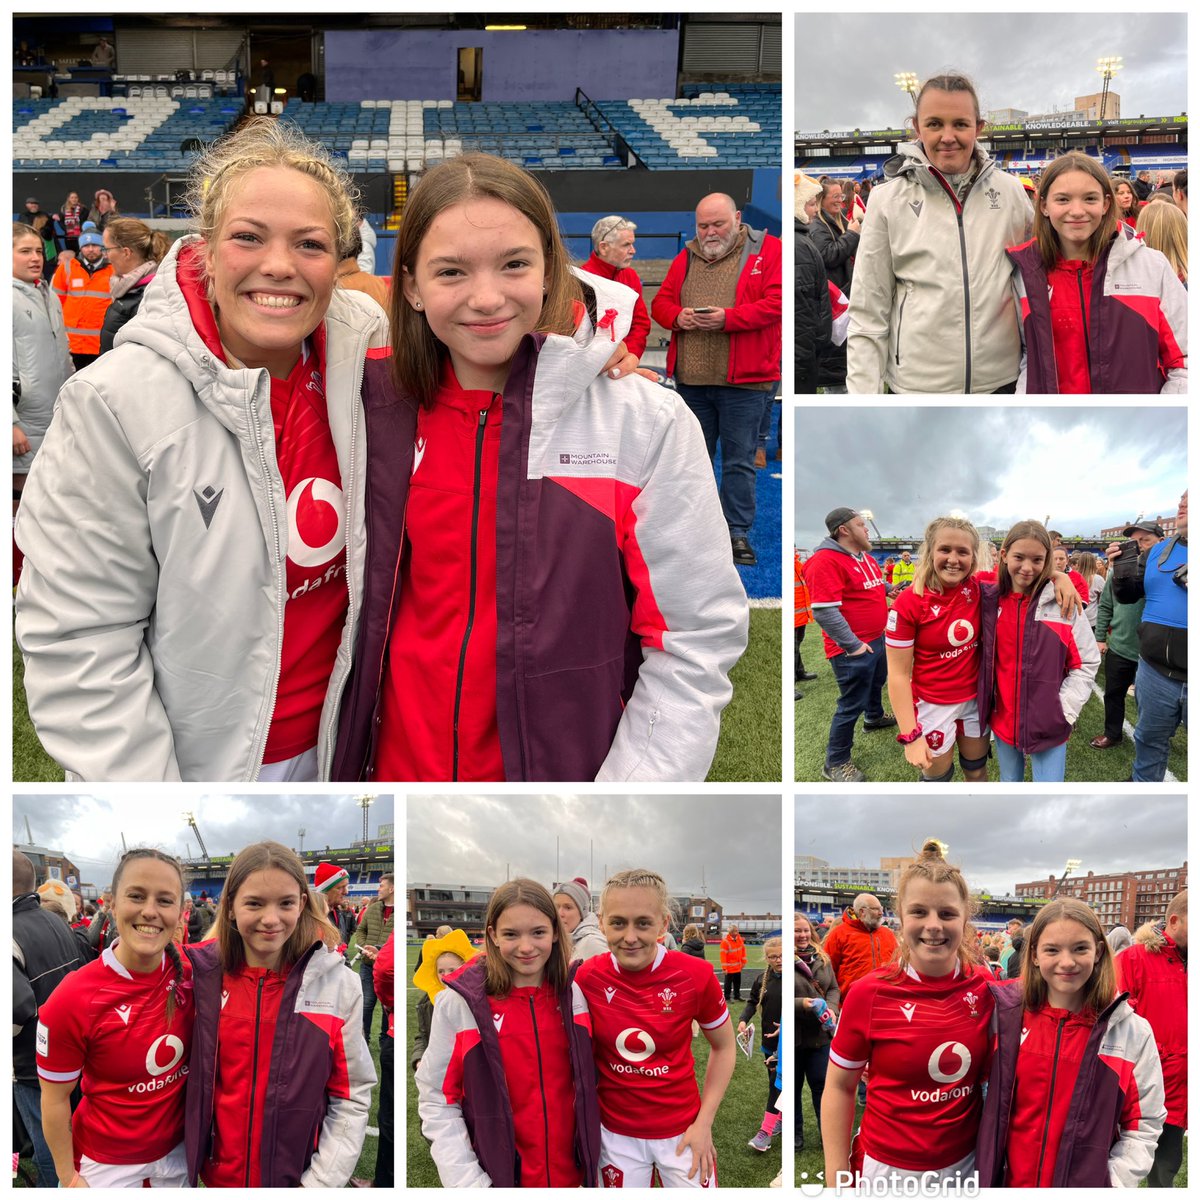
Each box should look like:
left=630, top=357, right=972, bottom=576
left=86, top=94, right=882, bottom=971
left=823, top=841, right=993, bottom=1186
left=1113, top=177, right=1142, bottom=229
left=794, top=912, right=838, bottom=1156
left=976, top=898, right=1165, bottom=1186
left=847, top=72, right=1032, bottom=393
left=576, top=868, right=735, bottom=1187
left=99, top=217, right=172, bottom=353
left=977, top=520, right=1099, bottom=782
left=183, top=840, right=375, bottom=1186
left=415, top=878, right=600, bottom=1187
left=1007, top=152, right=1187, bottom=393
left=37, top=848, right=192, bottom=1187
left=334, top=153, right=747, bottom=783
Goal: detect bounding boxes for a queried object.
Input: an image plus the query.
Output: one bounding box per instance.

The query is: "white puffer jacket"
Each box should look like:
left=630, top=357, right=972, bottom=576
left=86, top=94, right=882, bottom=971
left=15, top=235, right=389, bottom=781
left=13, top=277, right=74, bottom=473
left=847, top=142, right=1033, bottom=393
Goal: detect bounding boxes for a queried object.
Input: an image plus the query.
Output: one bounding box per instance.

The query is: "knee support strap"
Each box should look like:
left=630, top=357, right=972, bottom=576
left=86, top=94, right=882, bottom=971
left=920, top=762, right=955, bottom=783
left=958, top=749, right=991, bottom=772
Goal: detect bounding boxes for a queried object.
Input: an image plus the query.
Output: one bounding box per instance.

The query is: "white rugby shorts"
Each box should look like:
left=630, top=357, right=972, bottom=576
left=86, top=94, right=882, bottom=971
left=916, top=698, right=987, bottom=755
left=599, top=1124, right=718, bottom=1189
left=78, top=1140, right=187, bottom=1187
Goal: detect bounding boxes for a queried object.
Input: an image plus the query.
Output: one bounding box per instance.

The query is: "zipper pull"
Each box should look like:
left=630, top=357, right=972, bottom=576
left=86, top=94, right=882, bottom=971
left=478, top=407, right=489, bottom=428
left=597, top=307, right=619, bottom=342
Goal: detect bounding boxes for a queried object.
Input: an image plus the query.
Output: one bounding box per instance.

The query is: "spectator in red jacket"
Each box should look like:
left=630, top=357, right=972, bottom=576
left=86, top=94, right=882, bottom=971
left=579, top=215, right=651, bottom=361
left=651, top=193, right=782, bottom=568
left=1116, top=890, right=1187, bottom=1187
left=821, top=894, right=897, bottom=999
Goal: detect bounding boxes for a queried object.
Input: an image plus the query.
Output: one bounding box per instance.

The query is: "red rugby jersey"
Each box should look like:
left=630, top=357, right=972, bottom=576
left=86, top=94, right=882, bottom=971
left=829, top=963, right=993, bottom=1171
left=805, top=547, right=888, bottom=659
left=575, top=946, right=729, bottom=1139
left=885, top=578, right=982, bottom=705
left=36, top=942, right=193, bottom=1167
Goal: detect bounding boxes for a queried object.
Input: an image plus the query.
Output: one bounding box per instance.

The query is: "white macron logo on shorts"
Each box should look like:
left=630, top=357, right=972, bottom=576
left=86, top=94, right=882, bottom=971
left=36, top=1021, right=48, bottom=1055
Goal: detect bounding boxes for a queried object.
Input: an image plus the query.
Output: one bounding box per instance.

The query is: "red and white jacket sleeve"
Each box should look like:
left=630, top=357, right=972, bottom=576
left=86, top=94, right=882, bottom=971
left=1156, top=265, right=1187, bottom=394
left=1056, top=597, right=1101, bottom=725
left=299, top=954, right=378, bottom=1188
left=595, top=379, right=749, bottom=782
left=414, top=989, right=492, bottom=1188
left=1108, top=1012, right=1166, bottom=1187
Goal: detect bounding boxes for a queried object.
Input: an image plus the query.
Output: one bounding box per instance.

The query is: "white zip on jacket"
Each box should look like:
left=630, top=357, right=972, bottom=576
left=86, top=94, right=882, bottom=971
left=15, top=235, right=389, bottom=781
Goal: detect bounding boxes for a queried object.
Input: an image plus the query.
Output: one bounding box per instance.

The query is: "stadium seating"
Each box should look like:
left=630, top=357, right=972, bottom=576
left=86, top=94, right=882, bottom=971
left=13, top=96, right=241, bottom=169
left=594, top=86, right=781, bottom=168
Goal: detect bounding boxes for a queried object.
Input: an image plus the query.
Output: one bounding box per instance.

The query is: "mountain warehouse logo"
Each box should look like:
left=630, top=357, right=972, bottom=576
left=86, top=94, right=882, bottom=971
left=558, top=451, right=617, bottom=467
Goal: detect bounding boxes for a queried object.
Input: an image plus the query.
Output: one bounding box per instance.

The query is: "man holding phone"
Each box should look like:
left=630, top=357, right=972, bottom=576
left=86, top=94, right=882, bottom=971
left=1106, top=493, right=1188, bottom=780
left=1092, top=520, right=1163, bottom=751
left=652, top=193, right=782, bottom=568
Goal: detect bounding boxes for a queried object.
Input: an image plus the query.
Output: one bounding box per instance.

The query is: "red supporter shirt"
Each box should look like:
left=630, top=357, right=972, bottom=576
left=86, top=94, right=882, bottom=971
left=1005, top=1004, right=1097, bottom=1186
left=990, top=591, right=1033, bottom=745
left=805, top=546, right=888, bottom=658
left=1046, top=259, right=1093, bottom=395
left=376, top=364, right=504, bottom=781
left=829, top=963, right=993, bottom=1172
left=36, top=943, right=193, bottom=1167
left=575, top=946, right=729, bottom=1139
left=202, top=965, right=289, bottom=1188
left=885, top=578, right=982, bottom=705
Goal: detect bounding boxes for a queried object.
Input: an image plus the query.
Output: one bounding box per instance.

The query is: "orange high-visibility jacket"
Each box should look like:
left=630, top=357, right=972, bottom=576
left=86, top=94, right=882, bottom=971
left=52, top=256, right=114, bottom=356
left=719, top=931, right=746, bottom=973
left=795, top=551, right=812, bottom=628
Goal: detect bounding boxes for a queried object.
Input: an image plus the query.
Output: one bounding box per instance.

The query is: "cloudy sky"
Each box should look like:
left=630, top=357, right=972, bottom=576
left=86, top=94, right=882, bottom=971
left=794, top=406, right=1186, bottom=550
left=408, top=794, right=783, bottom=913
left=795, top=794, right=1186, bottom=896
left=13, top=794, right=395, bottom=888
left=797, top=13, right=1187, bottom=131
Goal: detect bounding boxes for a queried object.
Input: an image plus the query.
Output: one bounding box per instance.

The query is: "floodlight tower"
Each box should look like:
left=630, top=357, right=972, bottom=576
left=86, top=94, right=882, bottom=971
left=356, top=795, right=375, bottom=843
left=894, top=71, right=919, bottom=114
left=1096, top=56, right=1123, bottom=122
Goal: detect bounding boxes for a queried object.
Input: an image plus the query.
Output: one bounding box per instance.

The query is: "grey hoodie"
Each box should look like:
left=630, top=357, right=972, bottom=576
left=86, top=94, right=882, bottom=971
left=569, top=911, right=610, bottom=961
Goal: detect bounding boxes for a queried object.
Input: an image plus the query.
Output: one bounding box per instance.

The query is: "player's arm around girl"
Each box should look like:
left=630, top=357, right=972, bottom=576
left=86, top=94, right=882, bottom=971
left=183, top=841, right=376, bottom=1187
left=415, top=879, right=601, bottom=1187
left=36, top=849, right=193, bottom=1188
left=976, top=898, right=1166, bottom=1186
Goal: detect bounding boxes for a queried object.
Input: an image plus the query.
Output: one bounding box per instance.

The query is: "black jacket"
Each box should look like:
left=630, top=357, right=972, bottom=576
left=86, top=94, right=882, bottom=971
left=13, top=893, right=85, bottom=1083
left=809, top=208, right=858, bottom=293
left=794, top=218, right=832, bottom=392
left=739, top=966, right=783, bottom=1048
left=99, top=273, right=154, bottom=354
left=680, top=936, right=707, bottom=958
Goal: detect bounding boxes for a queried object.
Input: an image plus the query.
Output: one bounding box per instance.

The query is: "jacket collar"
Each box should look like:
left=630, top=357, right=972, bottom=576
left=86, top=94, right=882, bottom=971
left=887, top=140, right=995, bottom=191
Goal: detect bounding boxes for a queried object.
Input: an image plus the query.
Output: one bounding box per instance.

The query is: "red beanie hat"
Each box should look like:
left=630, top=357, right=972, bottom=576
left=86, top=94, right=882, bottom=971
left=314, top=862, right=349, bottom=894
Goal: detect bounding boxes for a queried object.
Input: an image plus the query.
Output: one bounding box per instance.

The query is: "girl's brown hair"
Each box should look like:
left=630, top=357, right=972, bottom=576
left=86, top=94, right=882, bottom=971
left=1021, top=897, right=1116, bottom=1015
left=998, top=520, right=1055, bottom=597
left=111, top=848, right=187, bottom=1026
left=1136, top=199, right=1188, bottom=283
left=911, top=515, right=981, bottom=596
left=13, top=222, right=41, bottom=245
left=216, top=841, right=339, bottom=973
left=483, top=878, right=570, bottom=997
left=889, top=840, right=978, bottom=978
left=1034, top=153, right=1120, bottom=270
left=389, top=153, right=582, bottom=407
left=1074, top=550, right=1099, bottom=589
left=104, top=217, right=171, bottom=266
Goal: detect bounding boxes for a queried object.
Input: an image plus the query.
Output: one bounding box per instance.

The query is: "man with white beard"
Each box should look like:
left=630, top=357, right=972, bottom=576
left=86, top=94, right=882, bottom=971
left=652, top=193, right=782, bottom=568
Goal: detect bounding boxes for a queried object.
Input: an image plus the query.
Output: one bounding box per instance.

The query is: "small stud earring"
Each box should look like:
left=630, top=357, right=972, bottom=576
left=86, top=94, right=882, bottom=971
left=415, top=302, right=423, bottom=310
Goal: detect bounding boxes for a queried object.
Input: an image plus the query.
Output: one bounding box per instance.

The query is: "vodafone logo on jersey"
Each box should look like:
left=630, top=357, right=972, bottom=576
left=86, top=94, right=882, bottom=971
left=128, top=1034, right=189, bottom=1094
left=928, top=1040, right=971, bottom=1084
left=910, top=1041, right=974, bottom=1104
left=286, top=477, right=345, bottom=570
left=947, top=618, right=976, bottom=648
left=615, top=1027, right=656, bottom=1063
left=146, top=1034, right=185, bottom=1076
